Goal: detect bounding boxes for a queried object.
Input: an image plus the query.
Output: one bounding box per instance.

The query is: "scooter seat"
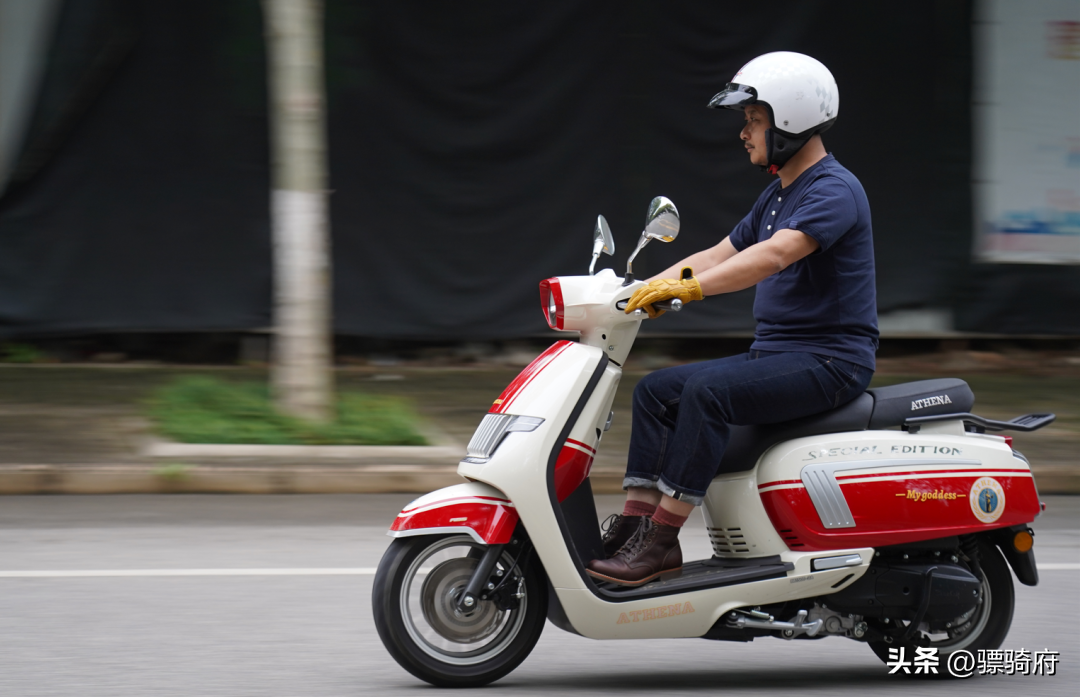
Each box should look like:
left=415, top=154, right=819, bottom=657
left=715, top=392, right=874, bottom=475
left=866, top=378, right=974, bottom=429
left=713, top=378, right=974, bottom=476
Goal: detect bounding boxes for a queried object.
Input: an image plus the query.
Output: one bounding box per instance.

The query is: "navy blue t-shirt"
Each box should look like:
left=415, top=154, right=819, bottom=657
left=728, top=155, right=878, bottom=370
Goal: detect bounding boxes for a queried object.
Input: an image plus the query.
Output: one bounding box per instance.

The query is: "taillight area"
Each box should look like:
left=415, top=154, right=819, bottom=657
left=538, top=278, right=564, bottom=330
left=1004, top=436, right=1014, bottom=449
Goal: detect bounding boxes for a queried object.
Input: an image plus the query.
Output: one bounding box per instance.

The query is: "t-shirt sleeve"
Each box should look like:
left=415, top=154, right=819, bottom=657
left=727, top=209, right=757, bottom=252
left=781, top=176, right=858, bottom=251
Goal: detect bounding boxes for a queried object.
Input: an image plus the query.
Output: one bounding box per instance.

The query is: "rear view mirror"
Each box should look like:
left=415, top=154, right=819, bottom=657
left=643, top=196, right=680, bottom=242
left=589, top=215, right=615, bottom=275
left=624, top=196, right=680, bottom=285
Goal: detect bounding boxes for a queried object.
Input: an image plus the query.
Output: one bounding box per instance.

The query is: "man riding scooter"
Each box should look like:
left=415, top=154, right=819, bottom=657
left=587, top=51, right=880, bottom=586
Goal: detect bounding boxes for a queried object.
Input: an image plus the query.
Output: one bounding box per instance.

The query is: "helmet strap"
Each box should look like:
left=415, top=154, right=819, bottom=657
left=764, top=129, right=808, bottom=172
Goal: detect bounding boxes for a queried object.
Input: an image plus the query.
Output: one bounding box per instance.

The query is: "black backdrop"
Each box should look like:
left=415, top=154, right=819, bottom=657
left=2, top=0, right=1077, bottom=340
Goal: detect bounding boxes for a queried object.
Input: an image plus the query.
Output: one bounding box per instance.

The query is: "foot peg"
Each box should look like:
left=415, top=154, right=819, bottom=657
left=726, top=608, right=823, bottom=639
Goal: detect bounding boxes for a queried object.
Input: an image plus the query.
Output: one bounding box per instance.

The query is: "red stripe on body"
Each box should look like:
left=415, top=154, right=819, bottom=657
left=565, top=438, right=597, bottom=454
left=490, top=341, right=573, bottom=414
left=759, top=479, right=802, bottom=489
left=761, top=467, right=1030, bottom=489
left=835, top=467, right=1030, bottom=481
left=401, top=495, right=512, bottom=515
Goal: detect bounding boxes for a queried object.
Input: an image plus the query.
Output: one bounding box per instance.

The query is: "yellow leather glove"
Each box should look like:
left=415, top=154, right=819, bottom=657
left=624, top=267, right=704, bottom=319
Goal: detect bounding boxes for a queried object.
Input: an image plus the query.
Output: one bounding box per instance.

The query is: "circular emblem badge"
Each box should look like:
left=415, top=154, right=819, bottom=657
left=970, top=476, right=1006, bottom=523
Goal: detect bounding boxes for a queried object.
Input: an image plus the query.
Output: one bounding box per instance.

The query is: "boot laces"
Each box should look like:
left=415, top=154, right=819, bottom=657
left=617, top=518, right=658, bottom=561
left=600, top=514, right=622, bottom=542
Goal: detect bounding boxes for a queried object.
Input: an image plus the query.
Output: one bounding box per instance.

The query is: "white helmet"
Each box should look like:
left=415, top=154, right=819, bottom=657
left=708, top=51, right=838, bottom=171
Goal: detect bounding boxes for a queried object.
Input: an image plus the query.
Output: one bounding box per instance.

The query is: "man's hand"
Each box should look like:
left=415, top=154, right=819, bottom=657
left=624, top=267, right=704, bottom=318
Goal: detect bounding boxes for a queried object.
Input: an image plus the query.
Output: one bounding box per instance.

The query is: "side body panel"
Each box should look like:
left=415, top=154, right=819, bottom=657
left=478, top=339, right=606, bottom=503
left=757, top=427, right=1040, bottom=550
left=701, top=469, right=789, bottom=558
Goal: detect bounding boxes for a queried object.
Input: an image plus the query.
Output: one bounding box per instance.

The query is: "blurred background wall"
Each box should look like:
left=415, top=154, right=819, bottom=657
left=0, top=0, right=1077, bottom=343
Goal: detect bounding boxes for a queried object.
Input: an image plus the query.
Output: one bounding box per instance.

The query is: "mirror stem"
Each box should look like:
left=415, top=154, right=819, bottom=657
left=624, top=238, right=650, bottom=285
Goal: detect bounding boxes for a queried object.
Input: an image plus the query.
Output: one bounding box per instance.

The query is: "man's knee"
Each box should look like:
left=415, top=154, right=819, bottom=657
left=634, top=368, right=678, bottom=405
left=682, top=372, right=733, bottom=419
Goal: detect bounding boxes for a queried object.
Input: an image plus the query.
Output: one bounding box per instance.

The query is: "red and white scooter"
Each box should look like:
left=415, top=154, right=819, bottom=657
left=372, top=197, right=1053, bottom=687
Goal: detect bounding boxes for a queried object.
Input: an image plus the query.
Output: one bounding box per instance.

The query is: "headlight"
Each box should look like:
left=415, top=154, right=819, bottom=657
left=463, top=413, right=544, bottom=463
left=538, top=278, right=563, bottom=330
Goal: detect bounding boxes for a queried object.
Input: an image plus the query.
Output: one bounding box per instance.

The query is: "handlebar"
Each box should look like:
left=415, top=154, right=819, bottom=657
left=615, top=298, right=683, bottom=313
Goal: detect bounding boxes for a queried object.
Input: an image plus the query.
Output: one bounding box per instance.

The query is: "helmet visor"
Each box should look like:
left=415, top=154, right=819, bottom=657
left=707, top=83, right=757, bottom=110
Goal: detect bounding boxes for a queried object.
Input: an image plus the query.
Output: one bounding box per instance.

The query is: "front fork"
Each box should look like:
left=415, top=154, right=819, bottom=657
left=456, top=536, right=534, bottom=613
left=457, top=545, right=505, bottom=612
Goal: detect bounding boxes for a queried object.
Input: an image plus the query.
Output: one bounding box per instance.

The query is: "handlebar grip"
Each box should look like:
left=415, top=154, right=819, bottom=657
left=615, top=298, right=684, bottom=313
left=652, top=299, right=683, bottom=312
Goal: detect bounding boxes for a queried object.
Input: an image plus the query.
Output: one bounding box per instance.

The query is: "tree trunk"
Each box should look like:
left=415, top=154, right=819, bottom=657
left=262, top=0, right=333, bottom=422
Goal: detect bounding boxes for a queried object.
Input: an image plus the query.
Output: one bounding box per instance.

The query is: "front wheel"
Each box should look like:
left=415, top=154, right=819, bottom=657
left=372, top=535, right=547, bottom=687
left=868, top=540, right=1014, bottom=672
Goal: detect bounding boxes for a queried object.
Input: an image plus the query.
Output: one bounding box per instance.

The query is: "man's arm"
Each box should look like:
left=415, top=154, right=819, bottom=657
left=649, top=237, right=739, bottom=281
left=695, top=228, right=819, bottom=295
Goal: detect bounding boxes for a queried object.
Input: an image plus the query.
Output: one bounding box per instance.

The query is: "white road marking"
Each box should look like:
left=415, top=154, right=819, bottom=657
left=0, top=568, right=379, bottom=578
left=0, top=564, right=1077, bottom=578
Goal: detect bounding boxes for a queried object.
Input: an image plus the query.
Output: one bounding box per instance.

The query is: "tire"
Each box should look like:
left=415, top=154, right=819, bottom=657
left=372, top=535, right=547, bottom=687
left=868, top=540, right=1014, bottom=672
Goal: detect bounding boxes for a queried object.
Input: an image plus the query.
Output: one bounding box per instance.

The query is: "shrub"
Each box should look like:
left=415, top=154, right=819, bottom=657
left=150, top=376, right=427, bottom=445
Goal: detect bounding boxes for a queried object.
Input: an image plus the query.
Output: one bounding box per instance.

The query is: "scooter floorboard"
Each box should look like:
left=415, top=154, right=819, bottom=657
left=591, top=555, right=794, bottom=600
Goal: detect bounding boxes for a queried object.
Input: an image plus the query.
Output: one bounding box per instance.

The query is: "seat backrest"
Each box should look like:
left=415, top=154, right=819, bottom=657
left=866, top=378, right=974, bottom=429
left=714, top=392, right=874, bottom=476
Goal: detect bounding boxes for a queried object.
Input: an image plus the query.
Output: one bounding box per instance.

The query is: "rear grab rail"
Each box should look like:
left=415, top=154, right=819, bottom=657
left=905, top=412, right=1056, bottom=434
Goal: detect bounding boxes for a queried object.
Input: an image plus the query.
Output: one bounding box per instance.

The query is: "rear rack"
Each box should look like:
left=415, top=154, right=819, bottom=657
left=905, top=412, right=1056, bottom=434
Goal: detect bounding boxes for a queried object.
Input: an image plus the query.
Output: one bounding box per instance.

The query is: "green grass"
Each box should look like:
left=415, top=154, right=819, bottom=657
left=1, top=343, right=43, bottom=363
left=149, top=376, right=428, bottom=445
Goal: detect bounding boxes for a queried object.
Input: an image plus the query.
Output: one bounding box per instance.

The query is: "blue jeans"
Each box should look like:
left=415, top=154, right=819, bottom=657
left=624, top=351, right=873, bottom=505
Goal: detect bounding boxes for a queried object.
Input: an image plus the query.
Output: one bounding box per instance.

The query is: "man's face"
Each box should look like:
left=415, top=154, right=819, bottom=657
left=740, top=105, right=770, bottom=167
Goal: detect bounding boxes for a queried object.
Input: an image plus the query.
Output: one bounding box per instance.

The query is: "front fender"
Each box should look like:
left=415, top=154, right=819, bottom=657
left=388, top=482, right=519, bottom=545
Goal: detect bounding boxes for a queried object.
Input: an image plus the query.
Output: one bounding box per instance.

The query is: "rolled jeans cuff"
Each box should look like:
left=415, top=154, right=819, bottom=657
left=657, top=475, right=705, bottom=506
left=622, top=475, right=659, bottom=491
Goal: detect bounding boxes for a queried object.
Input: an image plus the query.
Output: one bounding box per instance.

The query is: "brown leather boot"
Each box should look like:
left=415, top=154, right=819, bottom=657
left=600, top=514, right=643, bottom=558
left=587, top=518, right=682, bottom=586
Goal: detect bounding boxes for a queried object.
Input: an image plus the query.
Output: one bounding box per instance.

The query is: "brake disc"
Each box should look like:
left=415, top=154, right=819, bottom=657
left=420, top=557, right=503, bottom=644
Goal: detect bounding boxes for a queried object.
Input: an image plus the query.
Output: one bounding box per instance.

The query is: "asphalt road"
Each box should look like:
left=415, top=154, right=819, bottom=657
left=1, top=494, right=1077, bottom=696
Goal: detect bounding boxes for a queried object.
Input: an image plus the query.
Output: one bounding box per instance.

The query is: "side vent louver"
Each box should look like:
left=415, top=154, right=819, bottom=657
left=779, top=528, right=804, bottom=548
left=707, top=527, right=751, bottom=555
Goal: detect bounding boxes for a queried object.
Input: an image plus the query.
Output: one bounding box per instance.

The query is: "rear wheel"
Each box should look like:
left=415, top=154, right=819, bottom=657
left=868, top=540, right=1014, bottom=671
left=372, top=535, right=546, bottom=687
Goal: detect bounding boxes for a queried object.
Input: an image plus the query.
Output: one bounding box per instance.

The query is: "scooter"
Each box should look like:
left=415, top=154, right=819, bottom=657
left=372, top=197, right=1054, bottom=687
